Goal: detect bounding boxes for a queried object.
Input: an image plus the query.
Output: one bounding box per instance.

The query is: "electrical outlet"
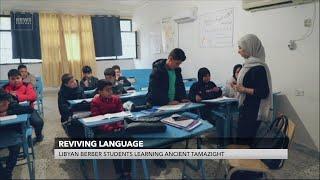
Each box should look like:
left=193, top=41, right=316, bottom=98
left=304, top=18, right=312, bottom=27
left=295, top=89, right=304, bottom=96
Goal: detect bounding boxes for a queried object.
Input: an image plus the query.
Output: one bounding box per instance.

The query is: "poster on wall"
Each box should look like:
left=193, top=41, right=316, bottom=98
left=149, top=32, right=161, bottom=54
left=199, top=8, right=234, bottom=48
left=161, top=18, right=176, bottom=53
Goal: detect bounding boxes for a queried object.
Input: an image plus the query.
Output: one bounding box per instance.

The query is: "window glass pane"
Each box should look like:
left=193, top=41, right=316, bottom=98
left=118, top=32, right=136, bottom=59
left=65, top=33, right=80, bottom=61
left=0, top=17, right=11, bottom=30
left=120, top=20, right=131, bottom=32
left=0, top=32, right=18, bottom=64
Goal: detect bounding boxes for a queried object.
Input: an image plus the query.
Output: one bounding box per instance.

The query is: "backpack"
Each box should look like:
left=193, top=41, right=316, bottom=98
left=252, top=115, right=289, bottom=169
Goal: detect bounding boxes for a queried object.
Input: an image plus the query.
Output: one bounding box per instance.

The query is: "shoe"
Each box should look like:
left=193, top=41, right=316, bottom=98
left=153, top=159, right=167, bottom=169
left=33, top=135, right=44, bottom=144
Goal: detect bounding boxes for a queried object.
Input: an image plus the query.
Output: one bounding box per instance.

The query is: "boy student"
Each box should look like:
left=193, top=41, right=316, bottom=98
left=104, top=68, right=127, bottom=95
left=80, top=65, right=99, bottom=91
left=147, top=48, right=189, bottom=106
left=58, top=73, right=85, bottom=123
left=90, top=79, right=131, bottom=179
left=112, top=65, right=131, bottom=87
left=0, top=90, right=35, bottom=179
left=17, top=64, right=36, bottom=87
left=188, top=67, right=222, bottom=102
left=3, top=69, right=44, bottom=142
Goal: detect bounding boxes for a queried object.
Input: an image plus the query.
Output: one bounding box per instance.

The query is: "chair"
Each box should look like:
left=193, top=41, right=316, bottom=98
left=35, top=77, right=44, bottom=117
left=217, top=117, right=296, bottom=179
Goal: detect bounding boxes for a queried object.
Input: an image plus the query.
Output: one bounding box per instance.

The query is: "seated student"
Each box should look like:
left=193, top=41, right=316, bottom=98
left=104, top=68, right=127, bottom=95
left=3, top=69, right=44, bottom=142
left=80, top=66, right=99, bottom=91
left=147, top=48, right=189, bottom=106
left=90, top=79, right=130, bottom=179
left=58, top=73, right=85, bottom=123
left=223, top=64, right=243, bottom=98
left=189, top=67, right=222, bottom=102
left=0, top=90, right=35, bottom=179
left=17, top=64, right=36, bottom=87
left=112, top=65, right=132, bottom=87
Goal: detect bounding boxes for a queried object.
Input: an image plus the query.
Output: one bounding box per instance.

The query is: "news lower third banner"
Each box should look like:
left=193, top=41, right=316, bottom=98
left=54, top=149, right=287, bottom=159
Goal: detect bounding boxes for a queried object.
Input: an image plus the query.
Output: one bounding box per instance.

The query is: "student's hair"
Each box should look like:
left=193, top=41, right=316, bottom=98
left=198, top=67, right=210, bottom=82
left=61, top=73, right=74, bottom=85
left=112, top=65, right=121, bottom=71
left=104, top=68, right=115, bottom=77
left=0, top=89, right=11, bottom=102
left=82, top=66, right=92, bottom=74
left=17, top=64, right=27, bottom=70
left=97, top=79, right=113, bottom=91
left=233, top=64, right=243, bottom=80
left=8, top=69, right=21, bottom=78
left=168, top=48, right=186, bottom=61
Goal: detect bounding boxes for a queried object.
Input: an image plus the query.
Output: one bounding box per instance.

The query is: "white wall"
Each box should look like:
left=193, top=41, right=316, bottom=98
left=133, top=0, right=319, bottom=150
left=0, top=60, right=135, bottom=81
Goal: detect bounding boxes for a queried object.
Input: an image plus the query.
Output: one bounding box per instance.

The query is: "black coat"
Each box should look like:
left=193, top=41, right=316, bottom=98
left=189, top=81, right=222, bottom=102
left=58, top=84, right=85, bottom=122
left=147, top=59, right=187, bottom=106
left=117, top=76, right=131, bottom=87
left=80, top=76, right=99, bottom=91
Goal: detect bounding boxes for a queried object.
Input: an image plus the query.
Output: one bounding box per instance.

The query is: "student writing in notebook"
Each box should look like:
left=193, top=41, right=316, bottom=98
left=90, top=79, right=130, bottom=179
left=0, top=90, right=35, bottom=179
left=188, top=67, right=222, bottom=102
left=104, top=68, right=127, bottom=95
left=147, top=48, right=189, bottom=106
left=3, top=69, right=44, bottom=142
left=80, top=65, right=99, bottom=91
left=112, top=65, right=131, bottom=87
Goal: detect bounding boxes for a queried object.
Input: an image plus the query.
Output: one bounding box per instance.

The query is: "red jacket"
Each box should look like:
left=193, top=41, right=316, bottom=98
left=91, top=95, right=124, bottom=132
left=3, top=82, right=37, bottom=103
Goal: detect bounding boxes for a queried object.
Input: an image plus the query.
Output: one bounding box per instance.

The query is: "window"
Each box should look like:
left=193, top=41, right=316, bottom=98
left=96, top=19, right=137, bottom=61
left=0, top=15, right=41, bottom=64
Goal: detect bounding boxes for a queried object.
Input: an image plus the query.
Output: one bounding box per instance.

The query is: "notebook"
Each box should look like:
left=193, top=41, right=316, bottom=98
left=161, top=114, right=195, bottom=128
left=157, top=103, right=190, bottom=111
left=201, top=96, right=237, bottom=103
left=72, top=98, right=93, bottom=104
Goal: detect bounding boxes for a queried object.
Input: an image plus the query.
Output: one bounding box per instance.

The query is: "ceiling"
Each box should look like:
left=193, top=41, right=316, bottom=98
left=0, top=0, right=150, bottom=16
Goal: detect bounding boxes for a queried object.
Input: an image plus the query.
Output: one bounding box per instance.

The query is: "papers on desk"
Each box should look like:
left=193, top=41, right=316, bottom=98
left=161, top=114, right=202, bottom=131
left=81, top=111, right=132, bottom=123
left=72, top=111, right=91, bottom=119
left=157, top=103, right=190, bottom=111
left=201, top=96, right=237, bottom=103
left=0, top=115, right=17, bottom=121
left=19, top=101, right=28, bottom=105
left=72, top=98, right=93, bottom=104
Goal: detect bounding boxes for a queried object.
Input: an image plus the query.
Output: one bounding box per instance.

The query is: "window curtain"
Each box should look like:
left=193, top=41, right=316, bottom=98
left=91, top=16, right=122, bottom=57
left=11, top=12, right=41, bottom=59
left=39, top=13, right=96, bottom=87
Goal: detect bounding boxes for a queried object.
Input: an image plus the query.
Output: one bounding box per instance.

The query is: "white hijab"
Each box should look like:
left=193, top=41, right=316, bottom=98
left=237, top=34, right=273, bottom=122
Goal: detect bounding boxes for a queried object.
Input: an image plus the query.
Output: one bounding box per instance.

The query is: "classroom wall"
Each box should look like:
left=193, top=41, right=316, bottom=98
left=132, top=0, right=319, bottom=150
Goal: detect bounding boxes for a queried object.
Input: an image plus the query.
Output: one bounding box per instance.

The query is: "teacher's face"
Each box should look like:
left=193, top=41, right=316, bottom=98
left=238, top=46, right=249, bottom=59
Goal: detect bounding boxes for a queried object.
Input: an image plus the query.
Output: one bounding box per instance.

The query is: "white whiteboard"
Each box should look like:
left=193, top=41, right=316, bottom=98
left=199, top=8, right=234, bottom=48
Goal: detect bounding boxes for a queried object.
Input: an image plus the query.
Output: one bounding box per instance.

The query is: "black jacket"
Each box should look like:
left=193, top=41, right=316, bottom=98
left=116, top=76, right=131, bottom=87
left=189, top=81, right=222, bottom=102
left=240, top=65, right=270, bottom=121
left=80, top=76, right=99, bottom=91
left=58, top=84, right=85, bottom=122
left=147, top=59, right=187, bottom=106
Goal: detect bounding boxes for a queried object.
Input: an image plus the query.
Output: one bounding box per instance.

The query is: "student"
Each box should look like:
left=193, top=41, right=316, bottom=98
left=189, top=67, right=222, bottom=102
left=3, top=69, right=37, bottom=105
left=90, top=79, right=130, bottom=179
left=0, top=90, right=35, bottom=179
left=234, top=34, right=272, bottom=145
left=17, top=64, right=36, bottom=87
left=147, top=48, right=189, bottom=106
left=3, top=69, right=44, bottom=142
left=58, top=73, right=85, bottom=123
left=104, top=68, right=127, bottom=95
left=223, top=64, right=242, bottom=98
left=112, top=65, right=131, bottom=87
left=80, top=66, right=99, bottom=91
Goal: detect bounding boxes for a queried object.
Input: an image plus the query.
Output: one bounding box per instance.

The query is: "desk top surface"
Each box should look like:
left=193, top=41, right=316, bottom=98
left=0, top=114, right=29, bottom=126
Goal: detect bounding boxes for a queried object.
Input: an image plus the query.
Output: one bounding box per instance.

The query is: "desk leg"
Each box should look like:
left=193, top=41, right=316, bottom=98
left=131, top=159, right=137, bottom=179
left=141, top=159, right=150, bottom=179
left=22, top=123, right=35, bottom=180
left=197, top=138, right=206, bottom=180
left=84, top=126, right=100, bottom=180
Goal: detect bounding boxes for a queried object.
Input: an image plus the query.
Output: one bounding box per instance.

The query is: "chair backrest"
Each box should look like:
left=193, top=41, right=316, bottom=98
left=35, top=76, right=43, bottom=97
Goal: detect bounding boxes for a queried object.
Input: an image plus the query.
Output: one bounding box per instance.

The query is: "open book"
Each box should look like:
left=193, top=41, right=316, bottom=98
left=0, top=115, right=17, bottom=121
left=157, top=103, right=190, bottom=111
left=72, top=98, right=93, bottom=104
left=81, top=111, right=132, bottom=123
